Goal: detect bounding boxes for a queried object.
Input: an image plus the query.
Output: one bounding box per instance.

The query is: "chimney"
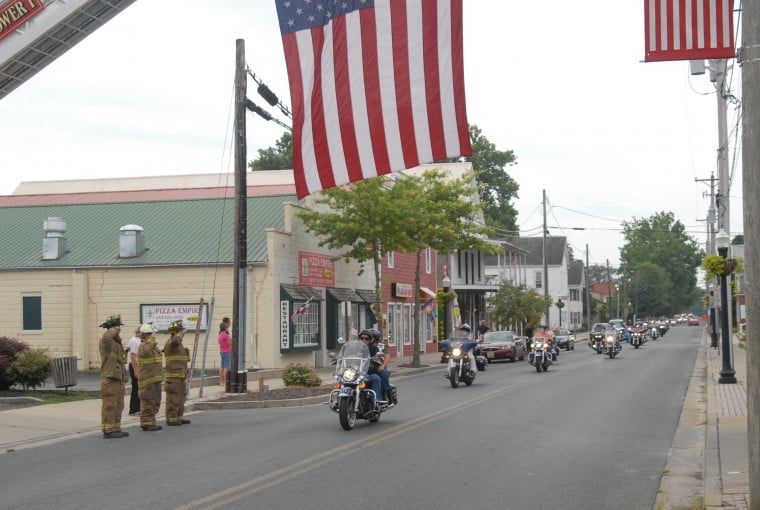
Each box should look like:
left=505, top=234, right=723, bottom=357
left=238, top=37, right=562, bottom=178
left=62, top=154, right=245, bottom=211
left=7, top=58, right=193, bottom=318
left=119, top=224, right=145, bottom=258
left=42, top=217, right=67, bottom=260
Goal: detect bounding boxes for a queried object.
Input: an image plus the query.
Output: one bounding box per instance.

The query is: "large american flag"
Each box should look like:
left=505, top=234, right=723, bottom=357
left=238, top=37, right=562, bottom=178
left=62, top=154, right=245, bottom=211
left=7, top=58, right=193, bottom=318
left=644, top=0, right=735, bottom=62
left=276, top=0, right=471, bottom=199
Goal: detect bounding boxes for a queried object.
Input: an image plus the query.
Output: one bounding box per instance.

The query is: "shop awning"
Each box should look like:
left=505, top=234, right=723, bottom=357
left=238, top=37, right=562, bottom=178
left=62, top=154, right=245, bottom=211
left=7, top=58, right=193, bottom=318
left=281, top=284, right=323, bottom=301
left=327, top=288, right=362, bottom=302
left=355, top=289, right=376, bottom=303
left=419, top=287, right=437, bottom=298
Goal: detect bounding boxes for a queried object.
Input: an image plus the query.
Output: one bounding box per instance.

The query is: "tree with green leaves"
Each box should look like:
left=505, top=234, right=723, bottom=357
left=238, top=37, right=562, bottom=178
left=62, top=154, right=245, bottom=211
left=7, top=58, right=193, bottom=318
left=390, top=170, right=496, bottom=365
left=488, top=281, right=551, bottom=335
left=619, top=211, right=703, bottom=315
left=249, top=131, right=293, bottom=170
left=297, top=177, right=404, bottom=333
left=298, top=170, right=495, bottom=367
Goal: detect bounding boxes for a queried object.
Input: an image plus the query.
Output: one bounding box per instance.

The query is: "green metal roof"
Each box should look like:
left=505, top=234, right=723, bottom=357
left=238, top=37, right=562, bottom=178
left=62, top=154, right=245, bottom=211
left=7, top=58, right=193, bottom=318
left=0, top=195, right=296, bottom=269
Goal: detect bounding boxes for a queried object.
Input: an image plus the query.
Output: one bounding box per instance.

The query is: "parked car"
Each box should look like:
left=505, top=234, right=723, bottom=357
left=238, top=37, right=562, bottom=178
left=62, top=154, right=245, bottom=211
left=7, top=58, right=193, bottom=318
left=553, top=327, right=575, bottom=350
left=480, top=331, right=525, bottom=362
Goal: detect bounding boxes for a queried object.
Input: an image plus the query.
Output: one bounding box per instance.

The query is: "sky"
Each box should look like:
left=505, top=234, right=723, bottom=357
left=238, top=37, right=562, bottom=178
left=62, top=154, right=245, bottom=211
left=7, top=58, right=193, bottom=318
left=0, top=1, right=744, bottom=269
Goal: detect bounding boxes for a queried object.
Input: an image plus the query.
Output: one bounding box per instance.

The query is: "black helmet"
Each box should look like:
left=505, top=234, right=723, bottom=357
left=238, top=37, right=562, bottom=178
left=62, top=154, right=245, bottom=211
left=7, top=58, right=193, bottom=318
left=100, top=314, right=124, bottom=328
left=358, top=328, right=381, bottom=343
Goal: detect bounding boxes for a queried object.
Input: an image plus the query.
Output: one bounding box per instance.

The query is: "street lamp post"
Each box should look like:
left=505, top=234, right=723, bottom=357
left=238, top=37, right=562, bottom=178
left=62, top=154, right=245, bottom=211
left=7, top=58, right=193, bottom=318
left=710, top=288, right=719, bottom=348
left=716, top=229, right=736, bottom=384
left=556, top=299, right=564, bottom=328
left=615, top=284, right=619, bottom=318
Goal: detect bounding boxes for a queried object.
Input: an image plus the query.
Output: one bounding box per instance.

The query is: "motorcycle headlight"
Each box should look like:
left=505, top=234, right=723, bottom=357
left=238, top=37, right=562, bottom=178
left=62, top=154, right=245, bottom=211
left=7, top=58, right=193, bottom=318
left=535, top=342, right=544, bottom=349
left=341, top=367, right=358, bottom=382
left=606, top=336, right=615, bottom=343
left=451, top=347, right=462, bottom=357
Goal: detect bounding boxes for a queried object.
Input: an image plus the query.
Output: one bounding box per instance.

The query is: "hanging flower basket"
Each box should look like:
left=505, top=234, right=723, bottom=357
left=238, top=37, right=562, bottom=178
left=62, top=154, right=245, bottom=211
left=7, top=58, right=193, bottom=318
left=723, top=258, right=738, bottom=275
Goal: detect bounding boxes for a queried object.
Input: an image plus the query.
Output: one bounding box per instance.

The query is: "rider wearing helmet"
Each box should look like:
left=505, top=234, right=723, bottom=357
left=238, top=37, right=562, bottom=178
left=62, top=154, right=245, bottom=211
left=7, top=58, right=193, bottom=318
left=359, top=329, right=391, bottom=403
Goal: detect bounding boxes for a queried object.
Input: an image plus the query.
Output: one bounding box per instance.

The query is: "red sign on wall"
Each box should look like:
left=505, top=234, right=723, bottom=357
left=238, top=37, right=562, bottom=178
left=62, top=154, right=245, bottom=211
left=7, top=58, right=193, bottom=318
left=0, top=0, right=45, bottom=42
left=298, top=251, right=335, bottom=287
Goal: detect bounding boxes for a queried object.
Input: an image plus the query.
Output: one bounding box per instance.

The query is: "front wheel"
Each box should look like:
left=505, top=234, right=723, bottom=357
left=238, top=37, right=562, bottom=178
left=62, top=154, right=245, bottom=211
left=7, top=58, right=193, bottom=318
left=339, top=397, right=356, bottom=430
left=449, top=366, right=460, bottom=388
left=609, top=349, right=615, bottom=359
left=535, top=358, right=543, bottom=372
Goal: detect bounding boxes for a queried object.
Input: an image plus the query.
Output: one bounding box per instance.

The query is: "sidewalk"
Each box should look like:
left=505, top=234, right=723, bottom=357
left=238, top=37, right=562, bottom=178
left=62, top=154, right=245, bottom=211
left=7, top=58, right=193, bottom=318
left=0, top=351, right=443, bottom=452
left=655, top=329, right=751, bottom=510
left=705, top=333, right=751, bottom=510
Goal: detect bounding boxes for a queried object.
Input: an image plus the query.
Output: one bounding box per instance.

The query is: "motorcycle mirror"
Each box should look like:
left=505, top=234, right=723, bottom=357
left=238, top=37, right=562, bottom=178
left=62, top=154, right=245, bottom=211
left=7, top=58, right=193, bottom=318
left=337, top=337, right=345, bottom=344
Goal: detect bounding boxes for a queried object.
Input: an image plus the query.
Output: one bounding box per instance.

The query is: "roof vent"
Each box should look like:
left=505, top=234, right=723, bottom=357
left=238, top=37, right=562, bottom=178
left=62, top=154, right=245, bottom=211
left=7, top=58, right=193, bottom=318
left=119, top=224, right=145, bottom=258
left=42, top=217, right=67, bottom=260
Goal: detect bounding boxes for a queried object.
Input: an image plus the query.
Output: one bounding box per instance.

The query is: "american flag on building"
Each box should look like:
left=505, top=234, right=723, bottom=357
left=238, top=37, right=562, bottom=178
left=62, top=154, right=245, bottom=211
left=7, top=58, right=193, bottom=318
left=644, top=0, right=735, bottom=62
left=276, top=0, right=471, bottom=199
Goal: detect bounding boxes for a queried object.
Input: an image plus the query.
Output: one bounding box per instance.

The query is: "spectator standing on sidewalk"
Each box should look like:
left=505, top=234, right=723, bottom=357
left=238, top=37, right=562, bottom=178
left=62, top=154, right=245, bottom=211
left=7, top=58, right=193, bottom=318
left=127, top=326, right=141, bottom=416
left=99, top=314, right=130, bottom=439
left=218, top=317, right=232, bottom=386
left=164, top=320, right=191, bottom=427
left=137, top=323, right=163, bottom=432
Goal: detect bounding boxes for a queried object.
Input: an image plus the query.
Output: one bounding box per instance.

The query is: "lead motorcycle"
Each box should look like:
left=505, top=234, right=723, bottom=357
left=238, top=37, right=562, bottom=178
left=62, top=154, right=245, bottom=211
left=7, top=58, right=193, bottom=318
left=440, top=338, right=483, bottom=388
left=326, top=339, right=396, bottom=431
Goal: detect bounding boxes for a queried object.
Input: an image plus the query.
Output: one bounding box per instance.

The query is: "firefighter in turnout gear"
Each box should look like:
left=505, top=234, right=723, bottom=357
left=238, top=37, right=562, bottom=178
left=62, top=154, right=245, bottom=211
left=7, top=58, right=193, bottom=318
left=99, top=314, right=130, bottom=438
left=164, top=320, right=191, bottom=426
left=137, top=323, right=163, bottom=431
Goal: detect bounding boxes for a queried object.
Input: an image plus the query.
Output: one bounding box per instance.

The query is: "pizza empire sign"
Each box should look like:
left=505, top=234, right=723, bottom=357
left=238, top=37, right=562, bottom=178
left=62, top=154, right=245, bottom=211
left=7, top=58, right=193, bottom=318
left=0, top=0, right=45, bottom=42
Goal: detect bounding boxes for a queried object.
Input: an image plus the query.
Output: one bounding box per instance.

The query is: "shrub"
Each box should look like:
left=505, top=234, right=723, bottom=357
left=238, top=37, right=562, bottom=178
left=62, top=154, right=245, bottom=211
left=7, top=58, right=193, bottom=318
left=0, top=337, right=30, bottom=390
left=281, top=362, right=322, bottom=387
left=9, top=349, right=51, bottom=390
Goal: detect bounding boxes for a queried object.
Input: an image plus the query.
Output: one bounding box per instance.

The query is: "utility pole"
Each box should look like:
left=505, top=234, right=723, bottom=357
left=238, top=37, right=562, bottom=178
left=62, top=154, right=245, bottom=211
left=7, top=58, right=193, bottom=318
left=542, top=189, right=549, bottom=325
left=606, top=259, right=612, bottom=320
left=711, top=57, right=735, bottom=370
left=740, top=3, right=759, bottom=501
left=585, top=244, right=591, bottom=329
left=230, top=39, right=248, bottom=393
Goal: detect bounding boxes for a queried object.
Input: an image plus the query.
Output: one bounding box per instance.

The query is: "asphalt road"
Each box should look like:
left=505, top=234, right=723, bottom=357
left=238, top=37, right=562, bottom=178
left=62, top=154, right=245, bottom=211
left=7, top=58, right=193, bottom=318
left=0, top=327, right=699, bottom=510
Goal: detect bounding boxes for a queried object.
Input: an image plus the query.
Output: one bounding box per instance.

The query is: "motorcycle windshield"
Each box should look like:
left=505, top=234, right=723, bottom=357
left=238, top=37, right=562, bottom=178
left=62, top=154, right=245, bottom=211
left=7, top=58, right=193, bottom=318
left=336, top=340, right=370, bottom=373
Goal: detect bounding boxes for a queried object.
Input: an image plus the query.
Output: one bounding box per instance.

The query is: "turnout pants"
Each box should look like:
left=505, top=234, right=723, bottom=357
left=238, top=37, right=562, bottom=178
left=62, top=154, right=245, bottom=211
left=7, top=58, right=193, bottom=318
left=139, top=381, right=162, bottom=427
left=100, top=378, right=125, bottom=433
left=164, top=378, right=186, bottom=424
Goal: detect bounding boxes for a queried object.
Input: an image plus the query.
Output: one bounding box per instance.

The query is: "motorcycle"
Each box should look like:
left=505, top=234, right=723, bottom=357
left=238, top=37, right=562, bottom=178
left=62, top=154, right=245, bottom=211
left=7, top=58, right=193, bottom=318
left=326, top=339, right=396, bottom=431
left=630, top=330, right=643, bottom=349
left=602, top=333, right=622, bottom=358
left=440, top=339, right=482, bottom=387
left=529, top=337, right=554, bottom=372
left=589, top=330, right=605, bottom=353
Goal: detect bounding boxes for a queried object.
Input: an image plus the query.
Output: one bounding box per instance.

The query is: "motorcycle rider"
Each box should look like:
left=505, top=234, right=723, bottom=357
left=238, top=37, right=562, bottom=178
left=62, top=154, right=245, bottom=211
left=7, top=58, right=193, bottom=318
left=362, top=328, right=396, bottom=404
left=359, top=330, right=386, bottom=404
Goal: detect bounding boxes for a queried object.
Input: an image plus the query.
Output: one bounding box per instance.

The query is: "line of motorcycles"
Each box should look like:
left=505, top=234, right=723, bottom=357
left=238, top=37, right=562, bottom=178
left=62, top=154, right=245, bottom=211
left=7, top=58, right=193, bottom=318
left=588, top=322, right=669, bottom=359
left=326, top=336, right=492, bottom=431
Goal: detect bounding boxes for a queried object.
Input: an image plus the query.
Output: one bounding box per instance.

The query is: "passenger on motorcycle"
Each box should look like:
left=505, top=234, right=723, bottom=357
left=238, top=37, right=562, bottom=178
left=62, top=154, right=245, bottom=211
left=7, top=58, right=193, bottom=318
left=359, top=329, right=390, bottom=403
